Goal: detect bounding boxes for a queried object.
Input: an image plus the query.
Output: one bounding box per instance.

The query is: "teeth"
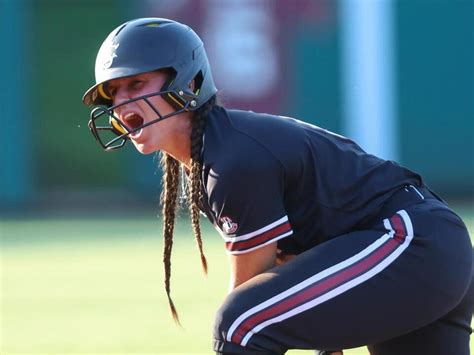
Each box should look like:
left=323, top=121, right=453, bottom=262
left=124, top=112, right=137, bottom=119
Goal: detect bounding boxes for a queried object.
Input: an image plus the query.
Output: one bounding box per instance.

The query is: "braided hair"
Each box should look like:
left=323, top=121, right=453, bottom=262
left=160, top=96, right=217, bottom=324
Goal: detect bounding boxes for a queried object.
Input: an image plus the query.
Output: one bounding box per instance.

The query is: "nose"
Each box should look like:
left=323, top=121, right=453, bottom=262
left=112, top=86, right=132, bottom=108
left=111, top=90, right=132, bottom=119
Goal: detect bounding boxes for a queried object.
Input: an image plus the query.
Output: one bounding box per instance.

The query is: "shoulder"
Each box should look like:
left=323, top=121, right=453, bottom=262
left=204, top=107, right=287, bottom=175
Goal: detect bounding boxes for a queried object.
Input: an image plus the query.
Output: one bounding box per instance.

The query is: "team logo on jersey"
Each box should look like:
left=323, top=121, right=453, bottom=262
left=220, top=216, right=238, bottom=235
left=102, top=42, right=120, bottom=70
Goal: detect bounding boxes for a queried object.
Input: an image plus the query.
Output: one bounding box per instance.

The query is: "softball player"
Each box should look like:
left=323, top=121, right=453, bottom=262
left=82, top=18, right=473, bottom=354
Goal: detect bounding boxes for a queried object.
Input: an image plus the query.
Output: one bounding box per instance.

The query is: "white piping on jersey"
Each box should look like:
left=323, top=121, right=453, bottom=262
left=226, top=231, right=293, bottom=255
left=226, top=209, right=414, bottom=346
left=383, top=218, right=395, bottom=238
left=201, top=132, right=206, bottom=157
left=217, top=215, right=289, bottom=242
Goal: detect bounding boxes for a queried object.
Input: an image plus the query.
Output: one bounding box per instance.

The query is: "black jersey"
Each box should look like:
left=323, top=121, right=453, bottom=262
left=199, top=107, right=423, bottom=255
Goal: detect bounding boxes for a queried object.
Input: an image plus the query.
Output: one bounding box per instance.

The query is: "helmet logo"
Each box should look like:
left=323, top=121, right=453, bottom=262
left=102, top=42, right=120, bottom=70
left=220, top=216, right=238, bottom=235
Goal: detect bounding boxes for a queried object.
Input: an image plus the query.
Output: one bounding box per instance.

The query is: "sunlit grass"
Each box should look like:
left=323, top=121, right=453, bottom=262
left=1, top=207, right=472, bottom=354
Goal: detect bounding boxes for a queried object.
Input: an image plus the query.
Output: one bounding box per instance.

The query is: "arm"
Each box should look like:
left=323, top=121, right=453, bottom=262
left=227, top=241, right=278, bottom=291
left=226, top=245, right=343, bottom=355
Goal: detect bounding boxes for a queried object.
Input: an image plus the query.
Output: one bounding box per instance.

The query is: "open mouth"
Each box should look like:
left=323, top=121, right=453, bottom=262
left=123, top=112, right=144, bottom=137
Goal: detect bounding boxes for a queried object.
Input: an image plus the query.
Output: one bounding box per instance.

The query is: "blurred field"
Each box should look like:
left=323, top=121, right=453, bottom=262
left=1, top=206, right=473, bottom=355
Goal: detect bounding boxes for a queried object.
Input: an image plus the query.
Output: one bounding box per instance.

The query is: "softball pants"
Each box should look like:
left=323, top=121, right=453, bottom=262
left=213, top=187, right=473, bottom=354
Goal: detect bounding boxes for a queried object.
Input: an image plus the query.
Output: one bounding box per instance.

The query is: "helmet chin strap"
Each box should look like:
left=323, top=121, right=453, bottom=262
left=88, top=89, right=194, bottom=151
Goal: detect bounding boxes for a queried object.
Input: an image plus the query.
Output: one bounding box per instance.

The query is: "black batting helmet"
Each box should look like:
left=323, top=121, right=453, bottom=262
left=82, top=18, right=217, bottom=150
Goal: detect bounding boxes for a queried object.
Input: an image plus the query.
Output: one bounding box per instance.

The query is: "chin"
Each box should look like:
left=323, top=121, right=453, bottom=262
left=133, top=143, right=159, bottom=155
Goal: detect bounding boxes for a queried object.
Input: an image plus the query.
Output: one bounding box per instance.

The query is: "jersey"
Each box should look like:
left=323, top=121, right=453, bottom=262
left=198, top=106, right=423, bottom=255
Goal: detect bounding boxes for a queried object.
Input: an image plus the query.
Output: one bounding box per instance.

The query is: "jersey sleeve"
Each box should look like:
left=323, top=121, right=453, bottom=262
left=205, top=147, right=293, bottom=255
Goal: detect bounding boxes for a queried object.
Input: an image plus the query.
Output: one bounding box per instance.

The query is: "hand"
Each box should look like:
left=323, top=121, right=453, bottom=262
left=275, top=249, right=297, bottom=266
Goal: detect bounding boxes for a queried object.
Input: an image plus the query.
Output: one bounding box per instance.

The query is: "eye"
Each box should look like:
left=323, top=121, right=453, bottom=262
left=129, top=80, right=144, bottom=89
left=106, top=83, right=116, bottom=98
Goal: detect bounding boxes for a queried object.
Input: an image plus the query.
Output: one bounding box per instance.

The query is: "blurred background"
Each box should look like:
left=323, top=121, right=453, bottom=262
left=1, top=0, right=473, bottom=212
left=1, top=0, right=473, bottom=354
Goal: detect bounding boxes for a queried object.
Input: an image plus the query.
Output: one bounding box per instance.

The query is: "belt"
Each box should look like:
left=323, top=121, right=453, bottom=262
left=373, top=184, right=445, bottom=223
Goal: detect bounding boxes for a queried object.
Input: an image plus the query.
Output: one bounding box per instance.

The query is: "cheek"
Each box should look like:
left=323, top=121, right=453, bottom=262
left=147, top=96, right=176, bottom=117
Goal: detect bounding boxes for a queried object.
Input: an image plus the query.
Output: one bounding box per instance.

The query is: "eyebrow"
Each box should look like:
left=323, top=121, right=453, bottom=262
left=108, top=75, right=149, bottom=92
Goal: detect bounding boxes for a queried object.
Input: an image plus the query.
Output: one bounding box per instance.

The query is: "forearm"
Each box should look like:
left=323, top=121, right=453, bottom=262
left=227, top=242, right=277, bottom=291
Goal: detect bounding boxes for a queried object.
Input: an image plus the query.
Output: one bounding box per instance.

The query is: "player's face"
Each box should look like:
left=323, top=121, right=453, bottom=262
left=107, top=71, right=184, bottom=155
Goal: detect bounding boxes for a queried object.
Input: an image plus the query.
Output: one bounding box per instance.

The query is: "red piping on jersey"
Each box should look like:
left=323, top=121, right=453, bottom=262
left=226, top=222, right=292, bottom=252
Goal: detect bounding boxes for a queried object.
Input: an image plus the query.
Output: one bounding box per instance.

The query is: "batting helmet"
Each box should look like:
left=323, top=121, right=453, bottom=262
left=82, top=17, right=217, bottom=150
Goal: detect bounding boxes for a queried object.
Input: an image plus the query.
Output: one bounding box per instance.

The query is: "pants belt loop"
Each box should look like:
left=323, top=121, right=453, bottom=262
left=408, top=185, right=425, bottom=200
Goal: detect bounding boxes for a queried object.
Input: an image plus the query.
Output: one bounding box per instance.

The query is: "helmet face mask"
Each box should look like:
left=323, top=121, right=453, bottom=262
left=83, top=18, right=217, bottom=151
left=88, top=87, right=197, bottom=151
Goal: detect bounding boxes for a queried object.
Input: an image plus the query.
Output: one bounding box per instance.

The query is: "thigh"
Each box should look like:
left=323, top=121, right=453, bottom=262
left=368, top=248, right=474, bottom=355
left=213, top=207, right=473, bottom=353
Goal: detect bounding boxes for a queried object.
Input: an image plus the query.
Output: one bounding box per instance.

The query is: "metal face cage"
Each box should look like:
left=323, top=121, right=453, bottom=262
left=87, top=90, right=195, bottom=151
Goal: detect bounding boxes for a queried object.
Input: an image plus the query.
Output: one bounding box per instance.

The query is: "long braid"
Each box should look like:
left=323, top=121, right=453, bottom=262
left=159, top=96, right=217, bottom=324
left=187, top=96, right=216, bottom=275
left=160, top=152, right=181, bottom=324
